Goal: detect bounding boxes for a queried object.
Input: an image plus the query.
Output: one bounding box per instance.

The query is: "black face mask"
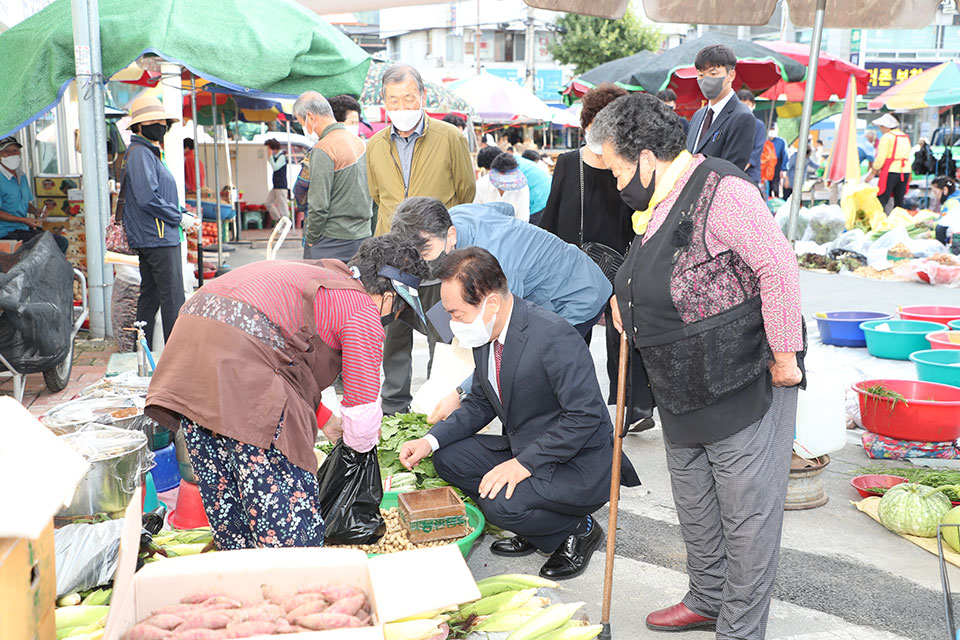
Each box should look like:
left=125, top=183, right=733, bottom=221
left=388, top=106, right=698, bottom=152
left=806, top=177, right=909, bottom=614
left=620, top=159, right=656, bottom=211
left=380, top=294, right=403, bottom=328
left=140, top=123, right=168, bottom=142
left=426, top=249, right=447, bottom=278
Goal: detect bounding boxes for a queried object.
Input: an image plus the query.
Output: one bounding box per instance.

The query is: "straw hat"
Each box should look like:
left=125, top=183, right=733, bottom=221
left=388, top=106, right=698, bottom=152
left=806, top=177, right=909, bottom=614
left=126, top=96, right=178, bottom=129
left=873, top=113, right=899, bottom=130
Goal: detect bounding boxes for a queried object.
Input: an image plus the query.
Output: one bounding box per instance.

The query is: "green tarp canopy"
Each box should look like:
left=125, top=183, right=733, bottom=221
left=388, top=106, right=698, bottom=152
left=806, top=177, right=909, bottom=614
left=0, top=0, right=371, bottom=137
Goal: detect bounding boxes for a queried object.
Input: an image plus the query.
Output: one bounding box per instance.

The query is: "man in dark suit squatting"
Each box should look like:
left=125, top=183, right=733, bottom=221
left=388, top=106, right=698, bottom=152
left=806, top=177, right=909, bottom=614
left=400, top=247, right=640, bottom=580
left=686, top=44, right=757, bottom=169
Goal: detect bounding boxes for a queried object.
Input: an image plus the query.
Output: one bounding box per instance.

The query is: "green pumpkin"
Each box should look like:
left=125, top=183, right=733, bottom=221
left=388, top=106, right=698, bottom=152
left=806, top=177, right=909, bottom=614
left=877, top=482, right=954, bottom=538
left=941, top=506, right=960, bottom=553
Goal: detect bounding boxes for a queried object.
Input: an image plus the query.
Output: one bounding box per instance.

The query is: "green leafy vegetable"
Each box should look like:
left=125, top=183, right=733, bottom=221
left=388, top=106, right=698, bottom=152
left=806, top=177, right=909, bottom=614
left=854, top=466, right=960, bottom=502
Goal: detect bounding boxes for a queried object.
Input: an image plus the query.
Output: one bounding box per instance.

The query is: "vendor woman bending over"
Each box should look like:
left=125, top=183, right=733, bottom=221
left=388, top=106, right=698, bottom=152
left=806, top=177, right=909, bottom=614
left=146, top=237, right=429, bottom=550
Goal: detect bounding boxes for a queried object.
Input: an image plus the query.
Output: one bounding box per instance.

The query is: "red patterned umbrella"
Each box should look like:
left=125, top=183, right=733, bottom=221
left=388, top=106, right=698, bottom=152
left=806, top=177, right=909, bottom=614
left=757, top=41, right=869, bottom=102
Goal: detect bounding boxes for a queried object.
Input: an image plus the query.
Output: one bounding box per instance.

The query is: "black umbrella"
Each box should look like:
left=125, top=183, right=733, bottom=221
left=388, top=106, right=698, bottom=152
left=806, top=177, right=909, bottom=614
left=566, top=51, right=657, bottom=97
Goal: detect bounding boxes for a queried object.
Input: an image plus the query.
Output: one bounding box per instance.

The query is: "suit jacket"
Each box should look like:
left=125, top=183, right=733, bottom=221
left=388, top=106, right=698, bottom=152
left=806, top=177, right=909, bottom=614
left=686, top=93, right=757, bottom=170
left=428, top=298, right=640, bottom=507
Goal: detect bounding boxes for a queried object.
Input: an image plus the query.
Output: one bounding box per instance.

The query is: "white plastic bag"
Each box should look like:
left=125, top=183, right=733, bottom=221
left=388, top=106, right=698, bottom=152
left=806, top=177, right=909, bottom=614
left=776, top=198, right=809, bottom=239
left=410, top=342, right=476, bottom=416
left=866, top=227, right=911, bottom=267
left=54, top=519, right=125, bottom=596
left=832, top=229, right=871, bottom=257
left=801, top=204, right=846, bottom=245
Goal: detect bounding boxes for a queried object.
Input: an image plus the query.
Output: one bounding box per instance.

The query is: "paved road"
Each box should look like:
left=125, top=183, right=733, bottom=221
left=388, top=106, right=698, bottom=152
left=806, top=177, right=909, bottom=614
left=229, top=236, right=955, bottom=640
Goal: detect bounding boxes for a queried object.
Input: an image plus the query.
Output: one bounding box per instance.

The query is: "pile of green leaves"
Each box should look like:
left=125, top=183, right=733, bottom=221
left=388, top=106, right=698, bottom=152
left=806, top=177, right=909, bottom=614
left=854, top=465, right=960, bottom=502
left=378, top=413, right=449, bottom=490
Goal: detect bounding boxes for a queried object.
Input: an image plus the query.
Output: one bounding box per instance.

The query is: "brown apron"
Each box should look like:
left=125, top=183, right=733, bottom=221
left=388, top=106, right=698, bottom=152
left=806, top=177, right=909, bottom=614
left=146, top=261, right=365, bottom=473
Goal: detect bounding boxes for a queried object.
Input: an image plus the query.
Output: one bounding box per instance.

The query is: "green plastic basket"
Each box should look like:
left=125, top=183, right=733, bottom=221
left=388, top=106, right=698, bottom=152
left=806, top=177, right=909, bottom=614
left=375, top=490, right=484, bottom=558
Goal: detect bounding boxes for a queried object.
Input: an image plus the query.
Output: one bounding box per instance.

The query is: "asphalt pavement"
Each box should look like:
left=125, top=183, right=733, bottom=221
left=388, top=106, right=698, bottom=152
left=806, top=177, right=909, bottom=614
left=226, top=231, right=957, bottom=640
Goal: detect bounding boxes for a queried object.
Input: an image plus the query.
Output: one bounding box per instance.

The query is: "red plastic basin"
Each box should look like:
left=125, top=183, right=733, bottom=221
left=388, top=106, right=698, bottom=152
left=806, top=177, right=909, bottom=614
left=928, top=331, right=960, bottom=350
left=898, top=305, right=960, bottom=325
left=853, top=379, right=960, bottom=442
left=850, top=474, right=907, bottom=498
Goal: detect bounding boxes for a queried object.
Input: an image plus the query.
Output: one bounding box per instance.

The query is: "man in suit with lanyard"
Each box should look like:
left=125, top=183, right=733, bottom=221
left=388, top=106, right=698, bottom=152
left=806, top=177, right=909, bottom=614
left=686, top=45, right=757, bottom=169
left=399, top=247, right=640, bottom=580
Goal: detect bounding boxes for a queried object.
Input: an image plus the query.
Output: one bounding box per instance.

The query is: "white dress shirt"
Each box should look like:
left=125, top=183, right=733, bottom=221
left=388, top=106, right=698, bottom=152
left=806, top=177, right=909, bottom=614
left=425, top=298, right=515, bottom=452
left=695, top=89, right=735, bottom=148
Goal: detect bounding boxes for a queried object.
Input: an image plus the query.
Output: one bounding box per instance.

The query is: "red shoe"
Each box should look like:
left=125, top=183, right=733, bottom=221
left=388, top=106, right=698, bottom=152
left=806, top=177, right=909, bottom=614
left=645, top=603, right=717, bottom=632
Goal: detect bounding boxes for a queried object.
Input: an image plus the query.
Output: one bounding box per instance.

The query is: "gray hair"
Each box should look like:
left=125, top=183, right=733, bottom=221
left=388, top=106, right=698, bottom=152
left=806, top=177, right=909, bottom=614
left=293, top=91, right=333, bottom=120
left=588, top=93, right=686, bottom=162
left=381, top=63, right=425, bottom=96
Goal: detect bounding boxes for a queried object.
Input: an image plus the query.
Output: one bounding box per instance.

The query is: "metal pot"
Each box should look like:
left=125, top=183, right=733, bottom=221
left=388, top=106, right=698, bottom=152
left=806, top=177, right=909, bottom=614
left=175, top=427, right=197, bottom=484
left=58, top=427, right=150, bottom=519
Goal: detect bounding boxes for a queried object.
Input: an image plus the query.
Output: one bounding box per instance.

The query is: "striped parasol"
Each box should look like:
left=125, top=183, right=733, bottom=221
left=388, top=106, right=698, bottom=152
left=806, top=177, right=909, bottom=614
left=868, top=61, right=960, bottom=110
left=360, top=61, right=475, bottom=116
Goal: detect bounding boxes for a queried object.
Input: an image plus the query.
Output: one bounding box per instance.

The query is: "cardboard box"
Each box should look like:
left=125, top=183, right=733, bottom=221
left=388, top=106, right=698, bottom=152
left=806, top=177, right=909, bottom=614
left=34, top=176, right=80, bottom=198
left=104, top=496, right=480, bottom=640
left=36, top=197, right=73, bottom=218
left=0, top=239, right=22, bottom=253
left=0, top=521, right=56, bottom=640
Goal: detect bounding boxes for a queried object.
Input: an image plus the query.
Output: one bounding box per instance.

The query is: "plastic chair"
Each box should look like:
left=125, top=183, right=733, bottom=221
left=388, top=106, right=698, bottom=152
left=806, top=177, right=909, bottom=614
left=266, top=216, right=292, bottom=261
left=243, top=210, right=263, bottom=230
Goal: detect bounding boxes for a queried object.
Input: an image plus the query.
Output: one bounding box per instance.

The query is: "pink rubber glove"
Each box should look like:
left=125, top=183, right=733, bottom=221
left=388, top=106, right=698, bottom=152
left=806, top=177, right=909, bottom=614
left=340, top=399, right=383, bottom=453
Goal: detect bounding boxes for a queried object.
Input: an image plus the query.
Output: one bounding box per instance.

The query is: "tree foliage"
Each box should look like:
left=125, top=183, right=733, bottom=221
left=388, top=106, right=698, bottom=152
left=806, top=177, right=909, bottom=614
left=548, top=8, right=664, bottom=76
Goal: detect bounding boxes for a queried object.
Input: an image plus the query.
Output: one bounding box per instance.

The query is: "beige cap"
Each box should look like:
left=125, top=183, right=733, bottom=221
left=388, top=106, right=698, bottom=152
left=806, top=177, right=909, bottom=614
left=873, top=113, right=899, bottom=130
left=126, top=96, right=178, bottom=129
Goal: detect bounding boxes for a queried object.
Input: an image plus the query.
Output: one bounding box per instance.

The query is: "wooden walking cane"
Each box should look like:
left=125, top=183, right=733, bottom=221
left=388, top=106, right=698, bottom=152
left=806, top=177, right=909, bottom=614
left=599, top=330, right=629, bottom=640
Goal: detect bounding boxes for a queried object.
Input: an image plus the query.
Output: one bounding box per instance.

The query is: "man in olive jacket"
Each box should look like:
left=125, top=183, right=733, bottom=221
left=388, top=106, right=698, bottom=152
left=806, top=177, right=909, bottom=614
left=366, top=63, right=476, bottom=414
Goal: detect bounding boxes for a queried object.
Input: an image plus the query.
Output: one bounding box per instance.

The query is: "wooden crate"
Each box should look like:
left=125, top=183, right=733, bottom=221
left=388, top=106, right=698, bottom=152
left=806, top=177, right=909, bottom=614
left=398, top=487, right=470, bottom=544
left=0, top=521, right=56, bottom=640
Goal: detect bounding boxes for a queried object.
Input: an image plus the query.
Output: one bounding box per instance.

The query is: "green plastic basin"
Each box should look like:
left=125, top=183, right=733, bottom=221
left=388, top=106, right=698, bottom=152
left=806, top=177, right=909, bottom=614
left=860, top=320, right=947, bottom=360
left=375, top=490, right=484, bottom=558
left=910, top=349, right=960, bottom=388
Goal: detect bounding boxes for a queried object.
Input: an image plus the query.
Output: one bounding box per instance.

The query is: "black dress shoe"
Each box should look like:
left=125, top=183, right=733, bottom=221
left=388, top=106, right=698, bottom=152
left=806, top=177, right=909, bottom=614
left=539, top=522, right=603, bottom=580
left=490, top=535, right=536, bottom=557
left=628, top=416, right=656, bottom=433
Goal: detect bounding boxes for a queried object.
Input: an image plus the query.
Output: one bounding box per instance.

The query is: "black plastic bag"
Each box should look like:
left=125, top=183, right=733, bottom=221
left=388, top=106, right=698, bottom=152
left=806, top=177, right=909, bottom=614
left=0, top=233, right=73, bottom=373
left=316, top=440, right=385, bottom=545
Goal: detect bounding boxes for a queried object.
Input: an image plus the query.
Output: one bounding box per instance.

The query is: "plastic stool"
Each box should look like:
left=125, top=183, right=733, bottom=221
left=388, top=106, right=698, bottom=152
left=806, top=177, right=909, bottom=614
left=141, top=473, right=159, bottom=513
left=168, top=479, right=210, bottom=529
left=150, top=443, right=181, bottom=492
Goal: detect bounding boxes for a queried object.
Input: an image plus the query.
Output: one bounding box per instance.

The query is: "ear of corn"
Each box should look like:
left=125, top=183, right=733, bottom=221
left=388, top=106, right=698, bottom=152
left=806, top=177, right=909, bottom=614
left=457, top=587, right=537, bottom=618
left=81, top=588, right=112, bottom=606
left=475, top=573, right=558, bottom=590
left=540, top=623, right=604, bottom=640
left=54, top=605, right=109, bottom=639
left=383, top=619, right=441, bottom=640
left=389, top=607, right=455, bottom=623
left=473, top=610, right=541, bottom=632
left=56, top=593, right=82, bottom=607
left=504, top=602, right=585, bottom=640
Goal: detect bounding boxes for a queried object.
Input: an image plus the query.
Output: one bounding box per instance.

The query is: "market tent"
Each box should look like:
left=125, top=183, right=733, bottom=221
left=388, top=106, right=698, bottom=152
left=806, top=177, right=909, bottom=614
left=0, top=0, right=371, bottom=137
left=867, top=61, right=960, bottom=110
left=361, top=60, right=475, bottom=116
left=448, top=72, right=554, bottom=122
left=758, top=41, right=869, bottom=103
left=563, top=51, right=656, bottom=98
left=629, top=33, right=806, bottom=115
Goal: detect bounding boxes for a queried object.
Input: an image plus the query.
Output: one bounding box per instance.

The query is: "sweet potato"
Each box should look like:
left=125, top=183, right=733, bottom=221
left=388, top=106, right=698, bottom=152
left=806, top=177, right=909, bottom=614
left=181, top=592, right=227, bottom=605
left=152, top=604, right=201, bottom=616
left=200, top=596, right=243, bottom=609
left=141, top=614, right=186, bottom=631
left=174, top=611, right=231, bottom=630
left=294, top=584, right=330, bottom=595
left=261, top=584, right=291, bottom=605
left=356, top=611, right=371, bottom=625
left=285, top=599, right=329, bottom=622
left=280, top=592, right=327, bottom=614
left=222, top=621, right=277, bottom=638
left=168, top=631, right=224, bottom=640
left=295, top=612, right=365, bottom=631
left=121, top=624, right=173, bottom=640
left=319, top=585, right=364, bottom=602
left=232, top=603, right=286, bottom=623
left=324, top=593, right=366, bottom=616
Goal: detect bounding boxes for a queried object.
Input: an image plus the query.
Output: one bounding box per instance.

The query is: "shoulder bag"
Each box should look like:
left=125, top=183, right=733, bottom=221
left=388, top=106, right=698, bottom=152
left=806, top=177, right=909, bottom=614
left=105, top=147, right=138, bottom=255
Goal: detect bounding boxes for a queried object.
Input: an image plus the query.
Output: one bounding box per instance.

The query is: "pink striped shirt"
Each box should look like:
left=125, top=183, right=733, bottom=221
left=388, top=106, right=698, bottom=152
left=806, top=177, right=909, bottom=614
left=644, top=156, right=803, bottom=352
left=202, top=262, right=384, bottom=408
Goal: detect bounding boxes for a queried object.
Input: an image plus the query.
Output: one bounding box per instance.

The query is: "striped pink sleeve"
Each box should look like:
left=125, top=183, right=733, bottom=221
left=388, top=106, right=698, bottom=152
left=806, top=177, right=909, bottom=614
left=314, top=289, right=385, bottom=408
left=706, top=176, right=804, bottom=352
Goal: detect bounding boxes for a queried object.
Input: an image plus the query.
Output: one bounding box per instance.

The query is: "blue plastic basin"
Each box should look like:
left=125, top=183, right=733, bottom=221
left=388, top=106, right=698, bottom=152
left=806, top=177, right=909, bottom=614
left=910, top=349, right=960, bottom=388
left=860, top=319, right=948, bottom=360
left=149, top=442, right=181, bottom=493
left=815, top=311, right=891, bottom=347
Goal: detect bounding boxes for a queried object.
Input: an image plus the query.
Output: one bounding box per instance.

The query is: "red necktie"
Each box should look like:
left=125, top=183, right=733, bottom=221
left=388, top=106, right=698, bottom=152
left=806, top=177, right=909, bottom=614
left=494, top=340, right=503, bottom=397
left=696, top=108, right=714, bottom=150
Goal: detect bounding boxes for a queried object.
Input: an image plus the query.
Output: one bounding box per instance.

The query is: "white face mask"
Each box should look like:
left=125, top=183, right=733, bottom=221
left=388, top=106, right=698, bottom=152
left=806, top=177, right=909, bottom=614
left=345, top=124, right=361, bottom=137
left=0, top=155, right=21, bottom=171
left=449, top=297, right=495, bottom=349
left=388, top=109, right=423, bottom=132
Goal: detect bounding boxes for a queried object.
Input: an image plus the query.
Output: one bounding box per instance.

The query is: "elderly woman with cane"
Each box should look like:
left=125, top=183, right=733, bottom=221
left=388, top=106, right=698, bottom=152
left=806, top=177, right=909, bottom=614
left=589, top=93, right=804, bottom=639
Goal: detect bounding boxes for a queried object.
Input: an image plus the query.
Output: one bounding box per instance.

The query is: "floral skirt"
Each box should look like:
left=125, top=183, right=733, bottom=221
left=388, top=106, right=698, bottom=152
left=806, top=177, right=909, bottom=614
left=180, top=417, right=324, bottom=550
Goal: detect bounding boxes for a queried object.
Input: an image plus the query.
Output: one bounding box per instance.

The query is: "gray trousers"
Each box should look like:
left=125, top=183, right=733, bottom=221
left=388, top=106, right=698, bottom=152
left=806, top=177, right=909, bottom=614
left=664, top=386, right=798, bottom=640
left=381, top=282, right=441, bottom=414
left=302, top=236, right=365, bottom=263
